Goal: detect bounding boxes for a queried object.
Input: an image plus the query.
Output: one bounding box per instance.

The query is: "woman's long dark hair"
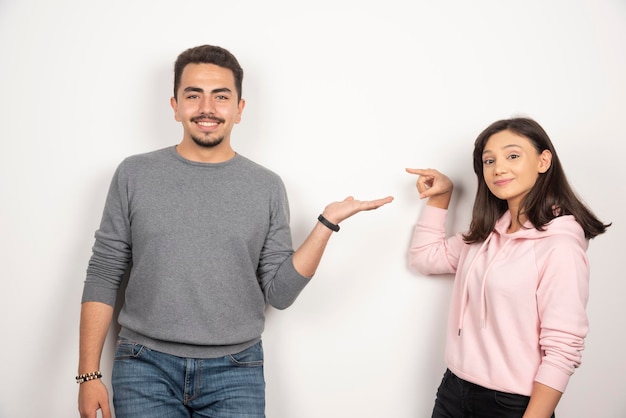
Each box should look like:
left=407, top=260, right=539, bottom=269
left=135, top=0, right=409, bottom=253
left=463, top=117, right=610, bottom=243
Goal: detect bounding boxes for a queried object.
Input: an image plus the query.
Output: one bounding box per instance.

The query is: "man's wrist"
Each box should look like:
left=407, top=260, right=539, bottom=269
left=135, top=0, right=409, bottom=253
left=317, top=214, right=340, bottom=232
left=76, top=370, right=102, bottom=384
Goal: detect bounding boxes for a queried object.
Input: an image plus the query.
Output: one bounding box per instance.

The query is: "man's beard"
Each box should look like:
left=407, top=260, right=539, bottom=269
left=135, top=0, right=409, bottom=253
left=191, top=134, right=224, bottom=148
left=190, top=114, right=225, bottom=148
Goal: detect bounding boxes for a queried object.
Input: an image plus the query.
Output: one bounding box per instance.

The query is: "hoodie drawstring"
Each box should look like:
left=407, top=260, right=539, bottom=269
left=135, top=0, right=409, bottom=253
left=478, top=238, right=512, bottom=330
left=457, top=234, right=492, bottom=336
left=458, top=234, right=512, bottom=336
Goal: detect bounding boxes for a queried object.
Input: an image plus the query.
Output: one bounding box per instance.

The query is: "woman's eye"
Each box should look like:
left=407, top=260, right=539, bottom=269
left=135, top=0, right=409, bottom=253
left=508, top=154, right=520, bottom=160
left=483, top=159, right=494, bottom=165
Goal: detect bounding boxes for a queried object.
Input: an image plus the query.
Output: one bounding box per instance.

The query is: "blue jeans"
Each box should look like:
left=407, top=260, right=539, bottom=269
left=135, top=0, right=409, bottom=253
left=111, top=339, right=265, bottom=418
left=431, top=369, right=555, bottom=418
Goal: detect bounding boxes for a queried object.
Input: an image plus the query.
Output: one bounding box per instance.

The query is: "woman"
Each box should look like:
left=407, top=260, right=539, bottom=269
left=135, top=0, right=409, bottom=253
left=407, top=117, right=609, bottom=417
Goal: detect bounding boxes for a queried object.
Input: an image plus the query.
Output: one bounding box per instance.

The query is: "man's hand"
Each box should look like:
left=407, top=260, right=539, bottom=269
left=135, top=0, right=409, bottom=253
left=320, top=195, right=394, bottom=225
left=78, top=379, right=112, bottom=418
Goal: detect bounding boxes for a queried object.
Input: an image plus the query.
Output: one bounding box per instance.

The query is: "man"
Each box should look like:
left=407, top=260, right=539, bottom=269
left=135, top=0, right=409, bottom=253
left=77, top=44, right=393, bottom=418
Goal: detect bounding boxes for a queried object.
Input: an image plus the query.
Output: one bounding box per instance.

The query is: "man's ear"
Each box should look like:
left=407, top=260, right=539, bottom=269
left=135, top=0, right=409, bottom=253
left=235, top=98, right=246, bottom=124
left=170, top=96, right=181, bottom=122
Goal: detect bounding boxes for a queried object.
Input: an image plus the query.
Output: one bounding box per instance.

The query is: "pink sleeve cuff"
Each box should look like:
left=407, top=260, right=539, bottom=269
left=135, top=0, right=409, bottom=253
left=535, top=363, right=571, bottom=393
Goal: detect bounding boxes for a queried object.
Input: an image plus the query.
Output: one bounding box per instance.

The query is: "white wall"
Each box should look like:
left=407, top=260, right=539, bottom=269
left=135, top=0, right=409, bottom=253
left=1, top=0, right=625, bottom=417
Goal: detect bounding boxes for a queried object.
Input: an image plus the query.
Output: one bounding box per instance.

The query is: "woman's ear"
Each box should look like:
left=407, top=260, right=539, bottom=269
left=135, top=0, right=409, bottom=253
left=538, top=149, right=552, bottom=173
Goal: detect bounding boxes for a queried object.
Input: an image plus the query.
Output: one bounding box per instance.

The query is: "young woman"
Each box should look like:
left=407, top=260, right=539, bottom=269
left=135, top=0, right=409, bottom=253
left=406, top=117, right=610, bottom=418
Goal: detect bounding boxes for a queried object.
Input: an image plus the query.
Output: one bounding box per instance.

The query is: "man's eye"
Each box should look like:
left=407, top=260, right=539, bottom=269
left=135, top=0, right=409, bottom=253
left=216, top=95, right=228, bottom=100
left=187, top=95, right=199, bottom=99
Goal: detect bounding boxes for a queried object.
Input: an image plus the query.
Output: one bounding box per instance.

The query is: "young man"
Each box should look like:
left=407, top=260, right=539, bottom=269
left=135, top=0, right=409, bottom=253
left=77, top=45, right=393, bottom=418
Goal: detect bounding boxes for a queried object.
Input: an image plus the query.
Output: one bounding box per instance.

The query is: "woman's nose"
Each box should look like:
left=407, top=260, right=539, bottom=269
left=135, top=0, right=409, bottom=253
left=494, top=162, right=507, bottom=175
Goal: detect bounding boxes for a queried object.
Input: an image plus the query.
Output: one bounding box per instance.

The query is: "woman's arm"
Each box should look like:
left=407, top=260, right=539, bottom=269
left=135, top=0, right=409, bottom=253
left=523, top=382, right=562, bottom=418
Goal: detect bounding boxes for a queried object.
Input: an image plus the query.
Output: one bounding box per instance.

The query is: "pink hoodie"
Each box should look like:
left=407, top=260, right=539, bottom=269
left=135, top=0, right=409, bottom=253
left=409, top=205, right=589, bottom=396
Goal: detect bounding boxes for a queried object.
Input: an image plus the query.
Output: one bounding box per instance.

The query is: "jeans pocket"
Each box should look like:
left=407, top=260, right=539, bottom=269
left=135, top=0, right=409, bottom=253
left=227, top=341, right=264, bottom=367
left=494, top=390, right=530, bottom=411
left=114, top=338, right=146, bottom=360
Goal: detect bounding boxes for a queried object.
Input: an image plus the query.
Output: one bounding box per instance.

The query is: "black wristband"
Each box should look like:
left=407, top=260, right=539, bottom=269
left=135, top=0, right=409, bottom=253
left=318, top=214, right=340, bottom=232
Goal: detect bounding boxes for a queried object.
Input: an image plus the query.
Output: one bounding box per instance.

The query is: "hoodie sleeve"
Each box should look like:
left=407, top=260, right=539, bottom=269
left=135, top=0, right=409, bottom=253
left=408, top=205, right=464, bottom=276
left=534, top=229, right=590, bottom=393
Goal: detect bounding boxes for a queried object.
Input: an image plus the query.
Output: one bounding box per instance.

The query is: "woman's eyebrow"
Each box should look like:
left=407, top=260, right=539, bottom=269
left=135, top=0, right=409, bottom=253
left=482, top=144, right=522, bottom=155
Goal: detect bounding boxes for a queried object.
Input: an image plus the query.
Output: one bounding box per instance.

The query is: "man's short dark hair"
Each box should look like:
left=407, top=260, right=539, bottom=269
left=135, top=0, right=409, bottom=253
left=173, top=45, right=243, bottom=101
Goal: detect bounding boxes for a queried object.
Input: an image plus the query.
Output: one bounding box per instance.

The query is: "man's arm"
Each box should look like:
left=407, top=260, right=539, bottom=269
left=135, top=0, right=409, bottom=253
left=77, top=301, right=114, bottom=418
left=292, top=195, right=393, bottom=277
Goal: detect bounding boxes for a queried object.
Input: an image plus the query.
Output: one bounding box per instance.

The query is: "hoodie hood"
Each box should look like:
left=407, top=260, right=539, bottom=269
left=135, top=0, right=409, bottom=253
left=457, top=211, right=587, bottom=336
left=493, top=210, right=587, bottom=246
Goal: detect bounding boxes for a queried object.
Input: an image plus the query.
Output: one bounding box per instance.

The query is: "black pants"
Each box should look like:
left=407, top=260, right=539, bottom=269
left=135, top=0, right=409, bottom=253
left=431, top=369, right=555, bottom=418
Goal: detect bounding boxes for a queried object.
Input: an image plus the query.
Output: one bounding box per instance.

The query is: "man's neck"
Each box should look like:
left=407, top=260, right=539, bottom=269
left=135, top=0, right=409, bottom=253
left=175, top=141, right=236, bottom=163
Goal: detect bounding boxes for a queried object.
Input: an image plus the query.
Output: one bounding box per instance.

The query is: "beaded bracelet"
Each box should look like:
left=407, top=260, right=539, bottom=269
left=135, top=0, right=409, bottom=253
left=75, top=371, right=102, bottom=384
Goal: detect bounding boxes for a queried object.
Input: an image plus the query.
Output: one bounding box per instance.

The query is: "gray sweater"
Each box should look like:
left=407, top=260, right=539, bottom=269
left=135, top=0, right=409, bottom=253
left=82, top=146, right=310, bottom=358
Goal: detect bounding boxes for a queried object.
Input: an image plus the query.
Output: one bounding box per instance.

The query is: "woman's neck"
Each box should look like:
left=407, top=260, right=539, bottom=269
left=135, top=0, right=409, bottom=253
left=507, top=204, right=526, bottom=233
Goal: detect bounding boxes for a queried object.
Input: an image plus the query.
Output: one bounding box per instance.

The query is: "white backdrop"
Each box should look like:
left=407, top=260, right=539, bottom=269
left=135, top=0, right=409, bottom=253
left=1, top=1, right=625, bottom=417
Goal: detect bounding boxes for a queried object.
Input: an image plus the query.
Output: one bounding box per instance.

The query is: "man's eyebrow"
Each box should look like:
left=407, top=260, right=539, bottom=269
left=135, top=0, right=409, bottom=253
left=183, top=86, right=204, bottom=94
left=211, top=87, right=233, bottom=94
left=182, top=86, right=233, bottom=94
